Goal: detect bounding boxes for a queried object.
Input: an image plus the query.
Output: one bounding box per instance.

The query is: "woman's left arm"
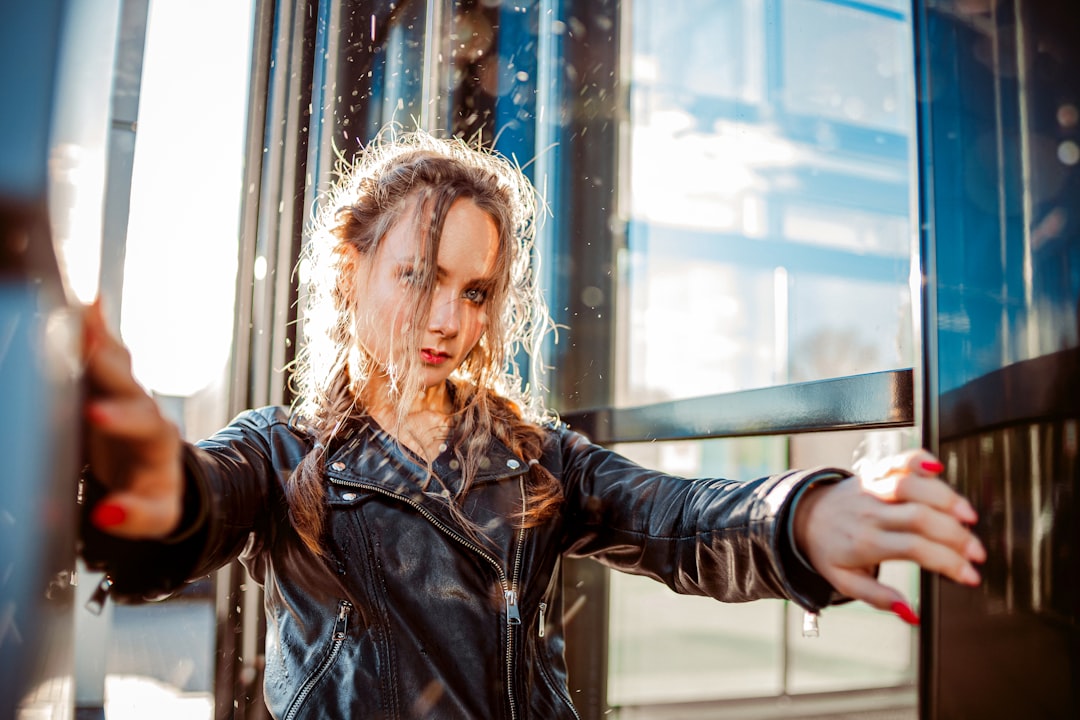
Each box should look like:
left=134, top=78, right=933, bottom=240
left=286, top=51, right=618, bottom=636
left=554, top=426, right=854, bottom=612
left=792, top=448, right=985, bottom=614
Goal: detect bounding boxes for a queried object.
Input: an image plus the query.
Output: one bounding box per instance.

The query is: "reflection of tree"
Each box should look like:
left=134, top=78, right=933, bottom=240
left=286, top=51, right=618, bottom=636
left=788, top=327, right=881, bottom=383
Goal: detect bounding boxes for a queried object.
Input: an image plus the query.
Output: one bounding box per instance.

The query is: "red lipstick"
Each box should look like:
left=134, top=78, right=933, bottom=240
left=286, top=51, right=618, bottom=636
left=421, top=348, right=449, bottom=365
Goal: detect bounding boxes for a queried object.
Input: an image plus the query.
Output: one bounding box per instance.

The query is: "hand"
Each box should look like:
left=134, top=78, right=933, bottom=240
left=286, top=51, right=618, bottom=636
left=83, top=298, right=184, bottom=539
left=792, top=449, right=985, bottom=622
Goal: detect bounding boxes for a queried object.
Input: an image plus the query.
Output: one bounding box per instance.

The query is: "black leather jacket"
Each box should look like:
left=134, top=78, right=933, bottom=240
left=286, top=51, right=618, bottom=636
left=81, top=406, right=848, bottom=719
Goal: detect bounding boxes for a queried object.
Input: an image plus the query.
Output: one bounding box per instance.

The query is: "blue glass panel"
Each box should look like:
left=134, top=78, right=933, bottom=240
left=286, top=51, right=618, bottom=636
left=919, top=2, right=1080, bottom=718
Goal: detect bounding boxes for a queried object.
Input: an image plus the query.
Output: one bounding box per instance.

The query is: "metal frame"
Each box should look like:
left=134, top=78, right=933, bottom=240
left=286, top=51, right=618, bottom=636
left=217, top=1, right=315, bottom=717
left=561, top=369, right=914, bottom=445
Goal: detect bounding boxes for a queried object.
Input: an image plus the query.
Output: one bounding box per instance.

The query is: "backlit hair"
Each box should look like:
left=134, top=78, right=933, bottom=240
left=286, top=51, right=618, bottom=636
left=285, top=128, right=561, bottom=556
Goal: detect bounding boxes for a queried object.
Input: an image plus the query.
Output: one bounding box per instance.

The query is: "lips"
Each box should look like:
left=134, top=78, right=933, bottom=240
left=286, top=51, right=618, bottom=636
left=421, top=348, right=450, bottom=365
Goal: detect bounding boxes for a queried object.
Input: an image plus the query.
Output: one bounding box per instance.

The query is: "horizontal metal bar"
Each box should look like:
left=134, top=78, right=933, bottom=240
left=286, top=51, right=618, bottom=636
left=938, top=347, right=1079, bottom=440
left=559, top=369, right=914, bottom=445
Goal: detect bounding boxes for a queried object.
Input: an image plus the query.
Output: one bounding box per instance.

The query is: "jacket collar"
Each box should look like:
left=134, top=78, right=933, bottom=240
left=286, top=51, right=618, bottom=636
left=325, top=417, right=529, bottom=496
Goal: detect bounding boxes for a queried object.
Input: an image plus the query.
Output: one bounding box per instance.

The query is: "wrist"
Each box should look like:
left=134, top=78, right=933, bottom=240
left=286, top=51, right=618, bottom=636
left=790, top=477, right=840, bottom=572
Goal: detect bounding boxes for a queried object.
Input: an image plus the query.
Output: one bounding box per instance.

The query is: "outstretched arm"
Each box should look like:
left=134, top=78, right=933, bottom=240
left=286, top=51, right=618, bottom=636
left=82, top=299, right=184, bottom=540
left=793, top=449, right=985, bottom=620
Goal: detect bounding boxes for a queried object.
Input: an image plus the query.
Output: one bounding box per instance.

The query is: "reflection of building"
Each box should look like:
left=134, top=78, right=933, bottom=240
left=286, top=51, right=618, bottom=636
left=608, top=0, right=924, bottom=709
left=621, top=0, right=915, bottom=407
left=921, top=4, right=1080, bottom=718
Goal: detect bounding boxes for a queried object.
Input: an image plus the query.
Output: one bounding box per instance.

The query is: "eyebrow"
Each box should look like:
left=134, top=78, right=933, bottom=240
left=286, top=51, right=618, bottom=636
left=395, top=259, right=497, bottom=287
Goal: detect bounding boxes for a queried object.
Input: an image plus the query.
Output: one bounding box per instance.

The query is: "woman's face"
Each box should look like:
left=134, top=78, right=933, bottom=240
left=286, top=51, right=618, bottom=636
left=355, top=197, right=500, bottom=390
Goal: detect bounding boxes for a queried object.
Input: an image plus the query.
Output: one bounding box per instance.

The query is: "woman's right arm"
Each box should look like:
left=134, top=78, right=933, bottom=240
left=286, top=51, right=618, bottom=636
left=80, top=301, right=279, bottom=600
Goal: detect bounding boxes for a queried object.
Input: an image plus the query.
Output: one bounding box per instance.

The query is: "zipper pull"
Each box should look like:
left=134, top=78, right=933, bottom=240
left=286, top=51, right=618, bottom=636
left=504, top=590, right=521, bottom=625
left=85, top=575, right=114, bottom=616
left=537, top=601, right=547, bottom=638
left=802, top=610, right=820, bottom=638
left=334, top=600, right=352, bottom=639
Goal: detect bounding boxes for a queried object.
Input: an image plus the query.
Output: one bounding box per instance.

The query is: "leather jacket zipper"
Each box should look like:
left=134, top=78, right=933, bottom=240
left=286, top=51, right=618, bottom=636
left=333, top=477, right=528, bottom=720
left=284, top=599, right=352, bottom=720
left=503, top=478, right=527, bottom=720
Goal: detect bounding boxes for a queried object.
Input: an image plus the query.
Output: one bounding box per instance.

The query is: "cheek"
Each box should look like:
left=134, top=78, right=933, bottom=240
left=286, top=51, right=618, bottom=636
left=356, top=287, right=412, bottom=352
left=463, top=308, right=488, bottom=346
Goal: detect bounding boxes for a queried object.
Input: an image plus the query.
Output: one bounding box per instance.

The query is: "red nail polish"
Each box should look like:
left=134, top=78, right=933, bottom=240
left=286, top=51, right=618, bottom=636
left=890, top=600, right=921, bottom=626
left=85, top=404, right=109, bottom=424
left=920, top=460, right=944, bottom=474
left=91, top=503, right=126, bottom=528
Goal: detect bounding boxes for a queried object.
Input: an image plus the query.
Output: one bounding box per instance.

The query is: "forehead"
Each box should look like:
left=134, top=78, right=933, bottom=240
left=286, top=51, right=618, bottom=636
left=382, top=196, right=500, bottom=277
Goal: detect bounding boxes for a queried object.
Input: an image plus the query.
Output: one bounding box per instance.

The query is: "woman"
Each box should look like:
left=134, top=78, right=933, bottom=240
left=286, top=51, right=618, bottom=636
left=81, top=131, right=984, bottom=719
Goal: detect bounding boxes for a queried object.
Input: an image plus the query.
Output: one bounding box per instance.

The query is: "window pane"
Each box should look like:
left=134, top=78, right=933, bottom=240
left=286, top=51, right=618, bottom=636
left=606, top=429, right=920, bottom=708
left=612, top=0, right=921, bottom=708
left=782, top=0, right=912, bottom=133
left=607, top=436, right=788, bottom=706
left=617, top=0, right=916, bottom=407
left=99, top=1, right=256, bottom=717
left=786, top=428, right=919, bottom=694
left=373, top=2, right=425, bottom=134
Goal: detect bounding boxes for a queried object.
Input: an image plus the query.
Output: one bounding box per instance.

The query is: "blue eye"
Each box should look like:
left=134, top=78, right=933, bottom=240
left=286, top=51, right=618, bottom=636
left=398, top=267, right=423, bottom=286
left=463, top=287, right=487, bottom=304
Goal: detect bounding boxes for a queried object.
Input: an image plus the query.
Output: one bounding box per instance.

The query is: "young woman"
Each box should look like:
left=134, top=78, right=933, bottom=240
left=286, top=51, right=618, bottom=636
left=80, top=131, right=985, bottom=719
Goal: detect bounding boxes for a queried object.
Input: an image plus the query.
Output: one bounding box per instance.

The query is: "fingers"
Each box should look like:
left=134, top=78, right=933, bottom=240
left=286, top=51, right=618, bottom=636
left=81, top=297, right=185, bottom=540
left=86, top=403, right=185, bottom=540
left=872, top=528, right=982, bottom=587
left=876, top=502, right=986, bottom=564
left=824, top=497, right=983, bottom=588
left=825, top=567, right=920, bottom=625
left=826, top=567, right=904, bottom=612
left=83, top=301, right=143, bottom=398
left=800, top=449, right=986, bottom=625
left=90, top=488, right=183, bottom=539
left=859, top=450, right=979, bottom=526
left=851, top=464, right=986, bottom=587
left=87, top=395, right=172, bottom=444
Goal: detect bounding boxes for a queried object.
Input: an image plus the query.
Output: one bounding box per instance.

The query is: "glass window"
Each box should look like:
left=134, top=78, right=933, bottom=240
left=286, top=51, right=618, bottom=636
left=608, top=436, right=788, bottom=705
left=87, top=2, right=256, bottom=717
left=618, top=0, right=916, bottom=407
left=781, top=0, right=912, bottom=133
left=370, top=1, right=426, bottom=136
left=609, top=0, right=921, bottom=709
left=607, top=429, right=920, bottom=708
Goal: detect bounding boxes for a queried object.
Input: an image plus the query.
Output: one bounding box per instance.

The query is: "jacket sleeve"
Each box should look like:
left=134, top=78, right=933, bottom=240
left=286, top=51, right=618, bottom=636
left=552, top=426, right=849, bottom=613
left=79, top=407, right=294, bottom=602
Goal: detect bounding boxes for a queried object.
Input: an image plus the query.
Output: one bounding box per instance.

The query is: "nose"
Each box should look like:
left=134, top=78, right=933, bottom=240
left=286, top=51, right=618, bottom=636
left=428, top=291, right=460, bottom=337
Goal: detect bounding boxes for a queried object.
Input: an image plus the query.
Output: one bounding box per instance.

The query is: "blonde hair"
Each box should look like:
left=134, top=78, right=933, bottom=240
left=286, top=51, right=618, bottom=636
left=286, top=129, right=561, bottom=555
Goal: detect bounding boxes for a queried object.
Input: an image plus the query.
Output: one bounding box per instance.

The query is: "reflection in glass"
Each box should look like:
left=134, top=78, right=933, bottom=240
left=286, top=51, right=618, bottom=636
left=608, top=436, right=787, bottom=705
left=618, top=0, right=915, bottom=407
left=610, top=0, right=920, bottom=709
left=908, top=3, right=1080, bottom=714
left=379, top=13, right=425, bottom=128
left=606, top=430, right=920, bottom=707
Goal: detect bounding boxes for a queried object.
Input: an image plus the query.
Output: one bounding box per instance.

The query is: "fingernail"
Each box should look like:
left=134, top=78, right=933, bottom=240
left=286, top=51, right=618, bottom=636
left=959, top=565, right=982, bottom=585
left=955, top=497, right=978, bottom=524
left=890, top=600, right=921, bottom=626
left=920, top=459, right=945, bottom=474
left=91, top=503, right=126, bottom=528
left=85, top=404, right=109, bottom=424
left=965, top=537, right=986, bottom=563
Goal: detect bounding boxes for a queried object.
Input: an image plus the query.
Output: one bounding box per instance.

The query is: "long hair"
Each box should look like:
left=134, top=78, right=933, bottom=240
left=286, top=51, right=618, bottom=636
left=286, top=129, right=561, bottom=556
